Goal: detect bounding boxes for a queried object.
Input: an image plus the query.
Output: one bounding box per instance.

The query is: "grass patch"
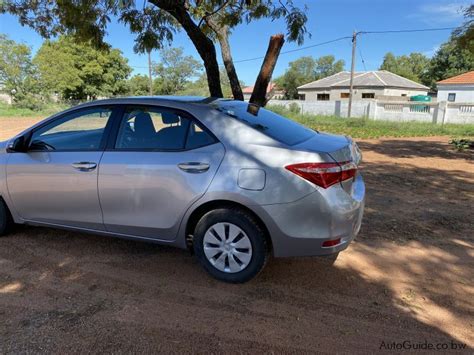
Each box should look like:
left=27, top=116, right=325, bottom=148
left=268, top=105, right=474, bottom=139
left=0, top=102, right=69, bottom=118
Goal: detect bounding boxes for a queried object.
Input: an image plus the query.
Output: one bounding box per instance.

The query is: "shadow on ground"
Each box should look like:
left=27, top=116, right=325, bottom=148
left=0, top=138, right=472, bottom=352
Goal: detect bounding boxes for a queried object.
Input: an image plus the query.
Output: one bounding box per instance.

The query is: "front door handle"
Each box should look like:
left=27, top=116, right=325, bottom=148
left=72, top=162, right=97, bottom=171
left=178, top=162, right=210, bottom=173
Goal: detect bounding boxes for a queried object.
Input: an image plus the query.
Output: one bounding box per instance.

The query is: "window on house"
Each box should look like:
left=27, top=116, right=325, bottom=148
left=317, top=93, right=330, bottom=101
left=298, top=94, right=306, bottom=100
left=401, top=94, right=407, bottom=97
left=362, top=93, right=375, bottom=99
left=448, top=93, right=456, bottom=102
left=340, top=93, right=350, bottom=99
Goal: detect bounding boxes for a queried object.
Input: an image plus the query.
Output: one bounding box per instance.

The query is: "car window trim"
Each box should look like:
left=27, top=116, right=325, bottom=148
left=106, top=104, right=219, bottom=152
left=26, top=105, right=121, bottom=153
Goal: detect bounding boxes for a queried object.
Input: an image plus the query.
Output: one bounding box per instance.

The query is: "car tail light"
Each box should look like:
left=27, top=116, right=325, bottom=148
left=285, top=161, right=357, bottom=189
left=322, top=238, right=341, bottom=247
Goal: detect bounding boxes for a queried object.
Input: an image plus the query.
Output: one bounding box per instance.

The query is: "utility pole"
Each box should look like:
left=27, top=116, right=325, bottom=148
left=348, top=31, right=357, bottom=118
left=147, top=50, right=153, bottom=96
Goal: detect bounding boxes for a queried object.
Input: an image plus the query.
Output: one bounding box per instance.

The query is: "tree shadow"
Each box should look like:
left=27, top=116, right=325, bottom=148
left=0, top=137, right=473, bottom=352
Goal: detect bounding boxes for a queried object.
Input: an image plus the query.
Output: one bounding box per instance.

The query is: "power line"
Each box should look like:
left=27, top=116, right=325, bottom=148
left=358, top=47, right=367, bottom=71
left=232, top=26, right=456, bottom=64
left=232, top=36, right=352, bottom=63
left=128, top=26, right=456, bottom=68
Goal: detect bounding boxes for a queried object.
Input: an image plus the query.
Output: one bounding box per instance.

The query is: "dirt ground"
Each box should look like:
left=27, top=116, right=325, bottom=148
left=0, top=118, right=473, bottom=352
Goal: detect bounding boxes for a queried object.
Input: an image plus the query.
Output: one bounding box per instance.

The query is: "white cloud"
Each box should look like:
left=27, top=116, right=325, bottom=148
left=409, top=2, right=469, bottom=24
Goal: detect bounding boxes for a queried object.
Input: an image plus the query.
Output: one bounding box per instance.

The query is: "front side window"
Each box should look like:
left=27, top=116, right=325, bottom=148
left=362, top=93, right=375, bottom=99
left=448, top=93, right=456, bottom=102
left=340, top=93, right=350, bottom=99
left=115, top=106, right=215, bottom=150
left=317, top=93, right=330, bottom=101
left=30, top=107, right=113, bottom=151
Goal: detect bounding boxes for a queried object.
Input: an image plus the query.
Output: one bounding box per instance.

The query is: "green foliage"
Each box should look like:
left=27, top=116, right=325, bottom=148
left=267, top=105, right=474, bottom=139
left=453, top=5, right=473, bottom=52
left=425, top=39, right=474, bottom=89
left=34, top=36, right=132, bottom=100
left=0, top=34, right=44, bottom=109
left=127, top=74, right=151, bottom=96
left=288, top=102, right=301, bottom=114
left=379, top=52, right=430, bottom=85
left=177, top=67, right=242, bottom=98
left=0, top=101, right=68, bottom=117
left=193, top=0, right=308, bottom=45
left=449, top=138, right=474, bottom=151
left=152, top=47, right=202, bottom=95
left=275, top=55, right=345, bottom=99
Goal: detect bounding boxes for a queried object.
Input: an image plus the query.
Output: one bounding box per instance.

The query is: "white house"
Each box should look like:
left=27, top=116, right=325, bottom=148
left=437, top=71, right=474, bottom=103
left=297, top=70, right=429, bottom=101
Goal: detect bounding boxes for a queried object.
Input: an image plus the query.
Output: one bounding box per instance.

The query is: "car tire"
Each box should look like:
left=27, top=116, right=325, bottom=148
left=193, top=208, right=268, bottom=283
left=0, top=199, right=13, bottom=237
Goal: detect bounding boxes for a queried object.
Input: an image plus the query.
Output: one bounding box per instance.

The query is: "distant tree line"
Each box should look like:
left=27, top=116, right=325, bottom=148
left=0, top=34, right=235, bottom=109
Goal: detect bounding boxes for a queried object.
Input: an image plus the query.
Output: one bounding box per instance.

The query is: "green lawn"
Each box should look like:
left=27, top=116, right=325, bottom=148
left=268, top=105, right=474, bottom=139
left=0, top=102, right=69, bottom=118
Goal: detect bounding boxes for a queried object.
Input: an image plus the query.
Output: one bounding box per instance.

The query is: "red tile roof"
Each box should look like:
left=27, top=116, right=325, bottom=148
left=437, top=71, right=474, bottom=85
left=242, top=82, right=277, bottom=94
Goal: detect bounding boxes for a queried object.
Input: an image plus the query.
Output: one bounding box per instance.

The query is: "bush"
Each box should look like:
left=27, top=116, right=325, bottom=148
left=288, top=102, right=301, bottom=114
left=13, top=94, right=46, bottom=111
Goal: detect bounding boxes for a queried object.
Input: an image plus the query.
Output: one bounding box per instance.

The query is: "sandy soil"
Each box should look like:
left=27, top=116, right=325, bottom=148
left=0, top=119, right=473, bottom=352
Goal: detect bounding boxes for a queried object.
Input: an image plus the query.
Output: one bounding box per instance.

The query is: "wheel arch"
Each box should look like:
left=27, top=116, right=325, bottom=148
left=184, top=199, right=273, bottom=253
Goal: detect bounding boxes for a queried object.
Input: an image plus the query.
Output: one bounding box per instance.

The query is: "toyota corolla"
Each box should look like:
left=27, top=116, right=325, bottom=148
left=0, top=97, right=364, bottom=283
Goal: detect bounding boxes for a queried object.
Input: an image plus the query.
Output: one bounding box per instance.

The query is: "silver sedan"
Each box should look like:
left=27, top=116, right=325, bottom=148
left=0, top=97, right=365, bottom=283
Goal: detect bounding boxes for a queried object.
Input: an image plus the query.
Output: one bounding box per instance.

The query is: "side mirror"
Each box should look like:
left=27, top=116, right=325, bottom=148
left=6, top=135, right=28, bottom=153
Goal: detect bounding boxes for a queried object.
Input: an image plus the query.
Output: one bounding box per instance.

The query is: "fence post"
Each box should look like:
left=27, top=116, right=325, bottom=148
left=335, top=100, right=341, bottom=117
left=437, top=101, right=448, bottom=126
left=368, top=100, right=377, bottom=120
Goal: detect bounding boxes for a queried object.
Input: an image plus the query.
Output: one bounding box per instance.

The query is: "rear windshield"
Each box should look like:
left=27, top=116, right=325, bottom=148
left=212, top=101, right=315, bottom=145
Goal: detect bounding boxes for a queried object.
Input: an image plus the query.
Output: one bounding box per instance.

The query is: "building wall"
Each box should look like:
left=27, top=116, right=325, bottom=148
left=298, top=87, right=428, bottom=101
left=437, top=85, right=474, bottom=103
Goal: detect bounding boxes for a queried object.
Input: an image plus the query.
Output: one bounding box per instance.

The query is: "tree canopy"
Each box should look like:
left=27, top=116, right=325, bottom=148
left=379, top=52, right=431, bottom=86
left=424, top=38, right=474, bottom=89
left=34, top=36, right=131, bottom=100
left=1, top=0, right=309, bottom=101
left=275, top=55, right=345, bottom=99
left=152, top=47, right=202, bottom=95
left=0, top=34, right=43, bottom=108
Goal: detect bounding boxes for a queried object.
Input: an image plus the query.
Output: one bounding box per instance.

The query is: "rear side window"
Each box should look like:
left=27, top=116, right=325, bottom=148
left=213, top=101, right=314, bottom=146
left=115, top=106, right=216, bottom=150
left=186, top=121, right=216, bottom=149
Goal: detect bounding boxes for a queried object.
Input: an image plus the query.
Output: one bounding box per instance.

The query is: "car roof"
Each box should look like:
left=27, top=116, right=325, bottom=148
left=74, top=96, right=232, bottom=107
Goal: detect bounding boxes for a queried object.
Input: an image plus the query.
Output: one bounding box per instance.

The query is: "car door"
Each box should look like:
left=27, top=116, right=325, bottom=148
left=6, top=106, right=116, bottom=230
left=98, top=105, right=225, bottom=241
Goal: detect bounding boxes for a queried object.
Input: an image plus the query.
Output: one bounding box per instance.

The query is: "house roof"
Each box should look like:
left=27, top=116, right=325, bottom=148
left=437, top=71, right=474, bottom=85
left=297, top=70, right=429, bottom=91
left=242, top=82, right=277, bottom=94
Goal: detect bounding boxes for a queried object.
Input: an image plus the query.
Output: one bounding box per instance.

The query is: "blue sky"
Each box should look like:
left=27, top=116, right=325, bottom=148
left=0, top=0, right=469, bottom=85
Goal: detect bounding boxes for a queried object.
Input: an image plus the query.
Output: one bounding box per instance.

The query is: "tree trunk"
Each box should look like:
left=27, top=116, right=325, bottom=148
left=207, top=20, right=244, bottom=101
left=149, top=0, right=223, bottom=98
left=249, top=34, right=285, bottom=107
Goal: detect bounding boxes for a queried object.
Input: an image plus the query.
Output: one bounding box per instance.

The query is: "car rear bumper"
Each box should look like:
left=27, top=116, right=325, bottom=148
left=261, top=174, right=365, bottom=257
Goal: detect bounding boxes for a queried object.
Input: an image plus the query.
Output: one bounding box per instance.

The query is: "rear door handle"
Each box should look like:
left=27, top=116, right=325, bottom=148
left=177, top=162, right=210, bottom=173
left=72, top=162, right=97, bottom=171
